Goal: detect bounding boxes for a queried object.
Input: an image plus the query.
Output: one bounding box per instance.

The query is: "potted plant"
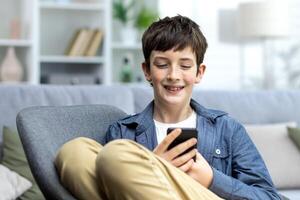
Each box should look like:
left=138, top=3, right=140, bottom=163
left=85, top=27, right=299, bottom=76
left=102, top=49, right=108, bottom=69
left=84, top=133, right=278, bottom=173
left=135, top=7, right=158, bottom=31
left=113, top=0, right=138, bottom=45
left=134, top=7, right=158, bottom=40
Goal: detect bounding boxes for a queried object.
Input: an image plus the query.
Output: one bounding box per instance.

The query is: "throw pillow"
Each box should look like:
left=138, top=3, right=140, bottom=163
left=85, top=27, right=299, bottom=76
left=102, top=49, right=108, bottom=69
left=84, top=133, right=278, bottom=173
left=287, top=127, right=300, bottom=150
left=0, top=164, right=32, bottom=200
left=244, top=122, right=300, bottom=189
left=1, top=126, right=45, bottom=200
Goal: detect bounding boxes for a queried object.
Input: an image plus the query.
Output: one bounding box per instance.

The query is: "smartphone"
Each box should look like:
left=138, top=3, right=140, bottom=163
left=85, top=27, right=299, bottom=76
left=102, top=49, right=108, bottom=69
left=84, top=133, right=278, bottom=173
left=167, top=128, right=198, bottom=161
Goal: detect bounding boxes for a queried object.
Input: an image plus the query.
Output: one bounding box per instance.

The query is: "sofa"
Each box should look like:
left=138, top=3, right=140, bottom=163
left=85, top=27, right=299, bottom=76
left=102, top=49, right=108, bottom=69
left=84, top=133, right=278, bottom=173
left=0, top=84, right=300, bottom=199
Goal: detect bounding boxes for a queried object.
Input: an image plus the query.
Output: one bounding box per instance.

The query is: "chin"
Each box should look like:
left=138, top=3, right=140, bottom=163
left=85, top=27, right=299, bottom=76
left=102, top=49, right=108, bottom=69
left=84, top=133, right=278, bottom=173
left=162, top=95, right=188, bottom=105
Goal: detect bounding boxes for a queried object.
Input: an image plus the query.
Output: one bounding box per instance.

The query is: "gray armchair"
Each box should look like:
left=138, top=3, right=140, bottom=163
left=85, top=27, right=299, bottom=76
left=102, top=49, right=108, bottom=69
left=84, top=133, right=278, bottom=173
left=16, top=105, right=127, bottom=200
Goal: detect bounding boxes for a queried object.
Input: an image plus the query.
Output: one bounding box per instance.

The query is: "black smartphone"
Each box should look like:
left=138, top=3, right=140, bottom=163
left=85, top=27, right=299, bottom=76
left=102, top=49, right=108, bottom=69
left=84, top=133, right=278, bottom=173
left=167, top=128, right=198, bottom=161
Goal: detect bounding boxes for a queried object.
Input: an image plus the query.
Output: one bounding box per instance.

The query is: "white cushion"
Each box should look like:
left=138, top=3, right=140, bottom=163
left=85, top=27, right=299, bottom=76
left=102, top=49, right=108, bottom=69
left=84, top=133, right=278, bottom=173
left=0, top=164, right=32, bottom=200
left=279, top=189, right=300, bottom=200
left=244, top=122, right=300, bottom=189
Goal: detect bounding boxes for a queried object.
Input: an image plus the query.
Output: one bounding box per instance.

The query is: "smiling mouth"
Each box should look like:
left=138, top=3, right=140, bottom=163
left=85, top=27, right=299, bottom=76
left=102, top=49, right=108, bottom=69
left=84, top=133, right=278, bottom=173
left=164, top=85, right=185, bottom=92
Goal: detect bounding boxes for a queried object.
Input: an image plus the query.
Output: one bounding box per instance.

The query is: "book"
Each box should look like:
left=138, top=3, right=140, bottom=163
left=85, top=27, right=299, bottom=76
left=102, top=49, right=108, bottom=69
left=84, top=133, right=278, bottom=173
left=85, top=29, right=103, bottom=57
left=64, top=29, right=80, bottom=56
left=67, top=28, right=89, bottom=56
left=78, top=29, right=95, bottom=56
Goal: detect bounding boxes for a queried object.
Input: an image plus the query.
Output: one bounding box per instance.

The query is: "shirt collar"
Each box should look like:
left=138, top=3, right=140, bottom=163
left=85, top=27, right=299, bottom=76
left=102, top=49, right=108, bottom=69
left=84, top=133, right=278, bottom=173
left=120, top=99, right=227, bottom=134
left=190, top=99, right=227, bottom=122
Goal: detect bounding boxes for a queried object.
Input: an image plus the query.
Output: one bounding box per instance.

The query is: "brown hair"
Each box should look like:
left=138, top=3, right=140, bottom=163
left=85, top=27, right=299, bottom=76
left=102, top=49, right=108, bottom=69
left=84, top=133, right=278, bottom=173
left=142, top=15, right=208, bottom=70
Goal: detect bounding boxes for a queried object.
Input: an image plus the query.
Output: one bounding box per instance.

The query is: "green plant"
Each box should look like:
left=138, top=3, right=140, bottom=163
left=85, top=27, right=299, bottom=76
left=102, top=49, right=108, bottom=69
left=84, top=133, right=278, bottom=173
left=135, top=7, right=158, bottom=30
left=113, top=0, right=135, bottom=25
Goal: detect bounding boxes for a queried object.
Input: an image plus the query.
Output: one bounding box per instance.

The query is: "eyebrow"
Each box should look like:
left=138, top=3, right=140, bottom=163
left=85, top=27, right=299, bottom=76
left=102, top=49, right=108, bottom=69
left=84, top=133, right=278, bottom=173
left=153, top=57, right=194, bottom=62
left=153, top=56, right=168, bottom=60
left=179, top=58, right=194, bottom=62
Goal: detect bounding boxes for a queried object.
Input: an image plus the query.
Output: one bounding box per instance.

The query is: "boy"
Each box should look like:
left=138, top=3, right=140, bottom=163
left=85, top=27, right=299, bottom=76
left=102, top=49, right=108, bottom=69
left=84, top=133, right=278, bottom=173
left=55, top=15, right=280, bottom=199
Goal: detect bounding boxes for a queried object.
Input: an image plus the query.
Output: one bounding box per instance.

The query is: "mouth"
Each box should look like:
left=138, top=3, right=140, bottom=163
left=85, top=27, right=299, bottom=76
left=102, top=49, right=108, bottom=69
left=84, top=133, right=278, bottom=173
left=164, top=85, right=185, bottom=92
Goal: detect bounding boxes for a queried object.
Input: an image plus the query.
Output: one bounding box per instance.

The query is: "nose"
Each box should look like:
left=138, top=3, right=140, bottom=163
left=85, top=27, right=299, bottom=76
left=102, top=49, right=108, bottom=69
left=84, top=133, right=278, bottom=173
left=167, top=66, right=180, bottom=81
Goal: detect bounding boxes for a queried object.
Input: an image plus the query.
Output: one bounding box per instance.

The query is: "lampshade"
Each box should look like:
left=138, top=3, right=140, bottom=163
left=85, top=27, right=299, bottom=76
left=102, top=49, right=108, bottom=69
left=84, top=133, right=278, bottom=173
left=238, top=1, right=290, bottom=39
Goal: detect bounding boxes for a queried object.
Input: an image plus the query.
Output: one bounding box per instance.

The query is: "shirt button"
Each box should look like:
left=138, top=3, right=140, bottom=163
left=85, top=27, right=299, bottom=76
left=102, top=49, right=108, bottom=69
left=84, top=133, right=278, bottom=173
left=215, top=149, right=221, bottom=155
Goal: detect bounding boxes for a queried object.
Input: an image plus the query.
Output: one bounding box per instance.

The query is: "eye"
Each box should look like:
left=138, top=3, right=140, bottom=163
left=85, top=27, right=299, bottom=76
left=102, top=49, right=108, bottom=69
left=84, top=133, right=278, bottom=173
left=156, top=64, right=168, bottom=68
left=181, top=65, right=192, bottom=69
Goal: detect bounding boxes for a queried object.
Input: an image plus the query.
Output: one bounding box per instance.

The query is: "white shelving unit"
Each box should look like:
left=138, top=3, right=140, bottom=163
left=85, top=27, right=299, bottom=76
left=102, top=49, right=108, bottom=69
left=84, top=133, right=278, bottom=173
left=0, top=0, right=111, bottom=85
left=39, top=2, right=105, bottom=10
left=39, top=0, right=111, bottom=84
left=0, top=39, right=33, bottom=47
left=40, top=55, right=104, bottom=64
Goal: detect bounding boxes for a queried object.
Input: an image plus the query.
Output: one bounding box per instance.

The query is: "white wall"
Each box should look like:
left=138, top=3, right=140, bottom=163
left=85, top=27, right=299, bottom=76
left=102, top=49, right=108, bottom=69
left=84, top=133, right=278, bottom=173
left=158, top=0, right=300, bottom=90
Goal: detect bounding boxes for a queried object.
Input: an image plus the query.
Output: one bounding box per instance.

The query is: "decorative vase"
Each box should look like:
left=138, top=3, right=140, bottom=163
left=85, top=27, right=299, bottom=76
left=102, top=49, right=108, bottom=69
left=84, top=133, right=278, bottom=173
left=120, top=25, right=138, bottom=45
left=0, top=47, right=23, bottom=82
left=10, top=18, right=21, bottom=39
left=120, top=56, right=133, bottom=83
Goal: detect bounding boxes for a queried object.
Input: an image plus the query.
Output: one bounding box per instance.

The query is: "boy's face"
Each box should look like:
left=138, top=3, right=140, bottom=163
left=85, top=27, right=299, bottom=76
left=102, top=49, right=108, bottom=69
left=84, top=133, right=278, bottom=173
left=142, top=47, right=205, bottom=107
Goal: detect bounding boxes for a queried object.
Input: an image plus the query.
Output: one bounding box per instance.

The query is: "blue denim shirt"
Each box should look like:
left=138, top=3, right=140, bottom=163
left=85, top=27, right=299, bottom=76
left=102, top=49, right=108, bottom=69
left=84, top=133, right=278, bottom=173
left=105, top=99, right=280, bottom=200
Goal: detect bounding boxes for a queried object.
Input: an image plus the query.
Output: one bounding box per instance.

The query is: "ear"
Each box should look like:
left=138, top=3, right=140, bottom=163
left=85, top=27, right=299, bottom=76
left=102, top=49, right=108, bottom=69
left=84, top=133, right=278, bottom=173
left=195, top=64, right=206, bottom=83
left=142, top=62, right=152, bottom=82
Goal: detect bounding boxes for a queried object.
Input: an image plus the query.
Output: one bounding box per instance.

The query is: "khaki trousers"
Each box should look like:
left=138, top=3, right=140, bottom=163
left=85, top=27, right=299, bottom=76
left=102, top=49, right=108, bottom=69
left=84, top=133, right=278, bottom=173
left=55, top=137, right=223, bottom=200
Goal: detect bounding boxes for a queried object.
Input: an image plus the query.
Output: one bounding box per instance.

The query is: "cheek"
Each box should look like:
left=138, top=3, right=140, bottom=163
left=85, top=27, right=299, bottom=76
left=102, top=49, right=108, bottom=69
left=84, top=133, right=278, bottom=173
left=151, top=70, right=164, bottom=82
left=184, top=74, right=198, bottom=84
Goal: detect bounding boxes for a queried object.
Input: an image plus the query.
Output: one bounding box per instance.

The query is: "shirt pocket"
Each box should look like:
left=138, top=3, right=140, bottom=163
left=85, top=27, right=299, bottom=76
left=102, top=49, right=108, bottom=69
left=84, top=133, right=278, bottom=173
left=212, top=146, right=231, bottom=175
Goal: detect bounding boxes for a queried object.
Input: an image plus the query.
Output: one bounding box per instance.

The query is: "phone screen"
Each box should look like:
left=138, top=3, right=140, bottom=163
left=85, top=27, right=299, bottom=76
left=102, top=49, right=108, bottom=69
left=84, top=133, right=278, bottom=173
left=167, top=128, right=198, bottom=161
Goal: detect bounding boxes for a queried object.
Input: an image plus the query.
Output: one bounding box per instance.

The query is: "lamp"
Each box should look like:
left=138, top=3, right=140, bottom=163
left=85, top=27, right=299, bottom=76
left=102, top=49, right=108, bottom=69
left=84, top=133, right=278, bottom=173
left=237, top=0, right=290, bottom=89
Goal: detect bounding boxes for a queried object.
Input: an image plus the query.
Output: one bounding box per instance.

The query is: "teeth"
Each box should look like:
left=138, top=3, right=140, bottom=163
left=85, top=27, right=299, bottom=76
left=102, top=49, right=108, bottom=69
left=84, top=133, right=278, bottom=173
left=165, top=86, right=183, bottom=91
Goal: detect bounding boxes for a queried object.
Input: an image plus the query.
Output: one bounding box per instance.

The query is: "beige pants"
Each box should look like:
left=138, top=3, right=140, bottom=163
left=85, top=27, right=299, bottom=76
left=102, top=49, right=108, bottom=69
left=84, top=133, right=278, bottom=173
left=55, top=137, right=223, bottom=200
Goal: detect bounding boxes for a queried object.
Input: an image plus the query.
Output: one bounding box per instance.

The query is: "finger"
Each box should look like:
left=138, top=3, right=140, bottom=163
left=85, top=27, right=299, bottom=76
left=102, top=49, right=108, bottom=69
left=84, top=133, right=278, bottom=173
left=167, top=137, right=197, bottom=160
left=195, top=152, right=205, bottom=163
left=178, top=159, right=194, bottom=172
left=171, top=149, right=197, bottom=167
left=154, top=128, right=181, bottom=154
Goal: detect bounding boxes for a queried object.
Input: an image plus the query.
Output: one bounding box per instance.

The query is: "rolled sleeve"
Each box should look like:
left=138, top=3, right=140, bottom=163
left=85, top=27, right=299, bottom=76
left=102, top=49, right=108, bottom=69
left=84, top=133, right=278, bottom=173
left=209, top=167, right=233, bottom=199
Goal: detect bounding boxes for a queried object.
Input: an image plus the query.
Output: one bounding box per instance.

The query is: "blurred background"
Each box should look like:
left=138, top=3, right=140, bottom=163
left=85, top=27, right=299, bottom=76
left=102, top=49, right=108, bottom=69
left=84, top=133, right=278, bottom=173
left=0, top=0, right=299, bottom=90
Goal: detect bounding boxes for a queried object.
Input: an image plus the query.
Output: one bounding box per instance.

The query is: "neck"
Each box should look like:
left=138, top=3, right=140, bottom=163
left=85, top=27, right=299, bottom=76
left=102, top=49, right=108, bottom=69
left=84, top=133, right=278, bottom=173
left=153, top=100, right=193, bottom=123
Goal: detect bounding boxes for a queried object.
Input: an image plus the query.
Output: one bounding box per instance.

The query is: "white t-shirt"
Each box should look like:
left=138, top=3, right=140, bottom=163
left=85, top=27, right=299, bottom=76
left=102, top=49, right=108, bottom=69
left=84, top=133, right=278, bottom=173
left=154, top=110, right=197, bottom=144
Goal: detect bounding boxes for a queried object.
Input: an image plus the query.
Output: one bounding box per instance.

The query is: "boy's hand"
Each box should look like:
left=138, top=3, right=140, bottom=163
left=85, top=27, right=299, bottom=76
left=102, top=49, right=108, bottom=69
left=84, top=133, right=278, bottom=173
left=153, top=128, right=197, bottom=172
left=153, top=128, right=213, bottom=188
left=186, top=152, right=214, bottom=188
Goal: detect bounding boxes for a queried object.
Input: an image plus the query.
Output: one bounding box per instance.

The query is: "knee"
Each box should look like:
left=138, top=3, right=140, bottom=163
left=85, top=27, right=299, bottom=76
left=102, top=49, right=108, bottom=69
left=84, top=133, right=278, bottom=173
left=97, top=139, right=143, bottom=164
left=95, top=139, right=149, bottom=180
left=55, top=137, right=101, bottom=177
left=55, top=137, right=103, bottom=200
left=104, top=139, right=140, bottom=152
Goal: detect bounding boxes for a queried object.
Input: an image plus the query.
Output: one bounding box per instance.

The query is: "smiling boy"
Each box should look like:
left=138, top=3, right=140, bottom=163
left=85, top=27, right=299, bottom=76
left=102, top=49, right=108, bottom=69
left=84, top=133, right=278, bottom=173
left=55, top=15, right=281, bottom=200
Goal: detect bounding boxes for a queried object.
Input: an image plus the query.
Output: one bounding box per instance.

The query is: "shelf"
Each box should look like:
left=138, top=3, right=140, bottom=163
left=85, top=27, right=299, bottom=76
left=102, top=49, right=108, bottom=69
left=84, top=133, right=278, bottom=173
left=112, top=43, right=142, bottom=50
left=40, top=55, right=104, bottom=64
left=0, top=81, right=32, bottom=85
left=40, top=2, right=105, bottom=11
left=0, top=39, right=32, bottom=47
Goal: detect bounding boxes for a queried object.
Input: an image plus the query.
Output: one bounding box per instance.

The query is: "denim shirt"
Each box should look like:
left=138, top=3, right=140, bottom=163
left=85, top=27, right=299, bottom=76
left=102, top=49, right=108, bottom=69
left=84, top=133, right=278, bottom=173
left=105, top=99, right=280, bottom=200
